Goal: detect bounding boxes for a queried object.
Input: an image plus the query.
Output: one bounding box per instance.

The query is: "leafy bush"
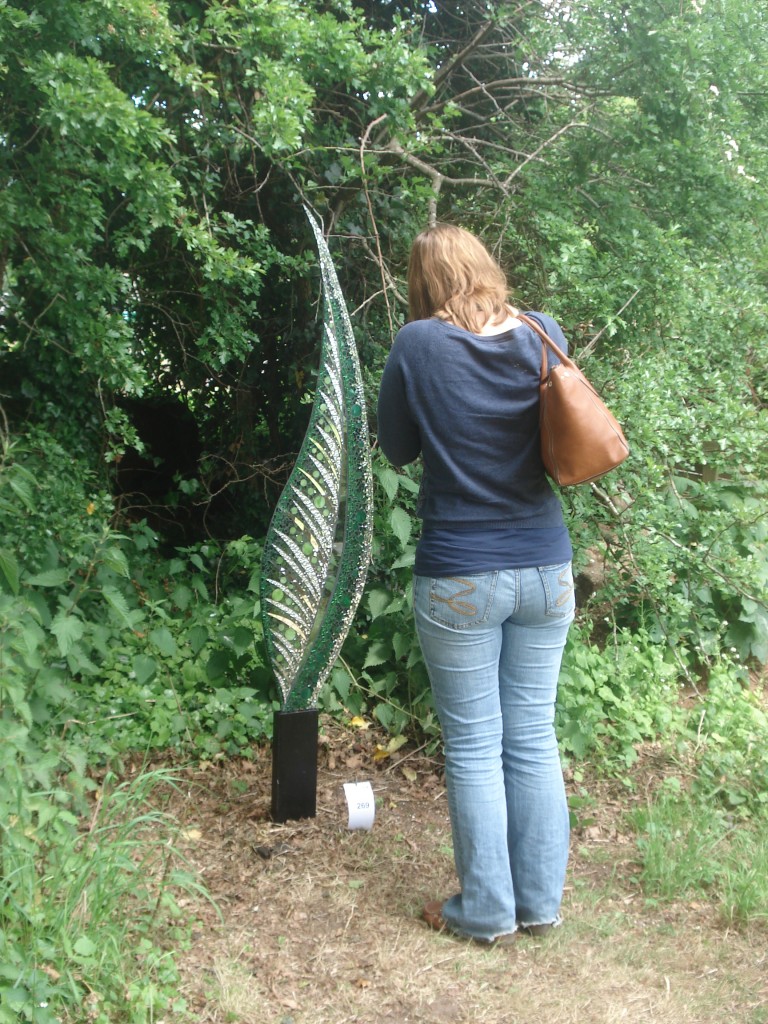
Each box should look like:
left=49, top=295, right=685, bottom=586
left=0, top=433, right=270, bottom=1021
left=556, top=623, right=685, bottom=770
left=69, top=534, right=279, bottom=759
left=0, top=430, right=278, bottom=763
left=559, top=328, right=768, bottom=673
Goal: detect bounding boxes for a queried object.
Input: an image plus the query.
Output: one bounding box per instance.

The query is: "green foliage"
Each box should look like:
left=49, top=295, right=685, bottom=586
left=3, top=0, right=767, bottom=665
left=0, top=0, right=432, bottom=537
left=556, top=623, right=685, bottom=770
left=629, top=790, right=768, bottom=929
left=71, top=528, right=277, bottom=755
left=0, top=430, right=277, bottom=760
left=624, top=657, right=768, bottom=923
left=569, top=306, right=768, bottom=669
left=0, top=770, right=204, bottom=1024
left=686, top=662, right=768, bottom=815
left=0, top=430, right=254, bottom=1023
left=0, top=0, right=767, bottom=973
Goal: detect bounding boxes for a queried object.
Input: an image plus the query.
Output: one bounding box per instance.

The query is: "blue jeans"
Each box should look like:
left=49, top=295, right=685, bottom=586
left=414, top=564, right=575, bottom=942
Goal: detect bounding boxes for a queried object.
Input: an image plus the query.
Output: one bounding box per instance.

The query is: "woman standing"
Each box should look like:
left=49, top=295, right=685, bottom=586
left=377, top=224, right=575, bottom=946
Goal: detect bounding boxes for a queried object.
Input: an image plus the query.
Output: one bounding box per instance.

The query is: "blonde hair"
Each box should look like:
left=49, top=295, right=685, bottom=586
left=407, top=223, right=511, bottom=333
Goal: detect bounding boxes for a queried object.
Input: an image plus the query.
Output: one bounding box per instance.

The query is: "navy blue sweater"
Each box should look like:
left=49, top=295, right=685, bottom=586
left=377, top=314, right=567, bottom=531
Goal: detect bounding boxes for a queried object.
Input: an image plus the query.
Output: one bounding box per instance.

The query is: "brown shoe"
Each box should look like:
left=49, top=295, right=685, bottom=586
left=421, top=900, right=448, bottom=932
left=421, top=901, right=519, bottom=946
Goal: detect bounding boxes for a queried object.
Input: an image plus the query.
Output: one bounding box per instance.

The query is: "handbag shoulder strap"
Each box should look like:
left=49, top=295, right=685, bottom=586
left=516, top=311, right=578, bottom=381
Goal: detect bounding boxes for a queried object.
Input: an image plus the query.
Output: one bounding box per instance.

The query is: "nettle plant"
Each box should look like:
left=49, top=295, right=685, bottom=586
left=71, top=531, right=280, bottom=759
left=79, top=538, right=278, bottom=759
left=555, top=621, right=685, bottom=770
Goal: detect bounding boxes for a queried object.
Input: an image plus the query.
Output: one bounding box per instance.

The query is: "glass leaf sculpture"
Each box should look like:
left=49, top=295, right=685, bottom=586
left=259, top=209, right=373, bottom=711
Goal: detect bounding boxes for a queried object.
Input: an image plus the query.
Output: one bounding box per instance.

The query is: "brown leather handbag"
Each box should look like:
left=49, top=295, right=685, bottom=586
left=517, top=312, right=630, bottom=486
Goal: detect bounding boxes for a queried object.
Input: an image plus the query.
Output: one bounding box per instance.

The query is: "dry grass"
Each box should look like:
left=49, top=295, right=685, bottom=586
left=157, top=720, right=768, bottom=1024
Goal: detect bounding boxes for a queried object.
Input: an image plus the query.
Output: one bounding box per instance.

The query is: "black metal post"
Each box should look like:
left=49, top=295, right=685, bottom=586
left=271, top=707, right=319, bottom=822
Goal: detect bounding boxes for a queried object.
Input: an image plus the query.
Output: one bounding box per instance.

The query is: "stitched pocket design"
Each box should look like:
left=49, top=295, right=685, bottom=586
left=427, top=574, right=497, bottom=629
left=539, top=562, right=575, bottom=619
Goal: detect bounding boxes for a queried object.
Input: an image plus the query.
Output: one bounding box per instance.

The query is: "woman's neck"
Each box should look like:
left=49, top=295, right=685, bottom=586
left=475, top=305, right=521, bottom=336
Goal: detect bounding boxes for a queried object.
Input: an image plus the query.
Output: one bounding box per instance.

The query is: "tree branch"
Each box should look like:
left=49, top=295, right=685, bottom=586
left=360, top=114, right=395, bottom=336
left=502, top=121, right=591, bottom=186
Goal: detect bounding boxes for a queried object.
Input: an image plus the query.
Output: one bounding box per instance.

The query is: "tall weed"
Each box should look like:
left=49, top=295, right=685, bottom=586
left=628, top=660, right=768, bottom=926
left=686, top=661, right=768, bottom=816
left=1, top=770, right=208, bottom=1024
left=629, top=790, right=768, bottom=929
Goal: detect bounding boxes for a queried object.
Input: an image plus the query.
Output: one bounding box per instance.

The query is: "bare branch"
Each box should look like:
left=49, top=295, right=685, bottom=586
left=503, top=121, right=591, bottom=186
left=360, top=114, right=396, bottom=337
left=409, top=17, right=499, bottom=115
left=354, top=237, right=408, bottom=311
left=426, top=76, right=608, bottom=115
left=384, top=138, right=502, bottom=191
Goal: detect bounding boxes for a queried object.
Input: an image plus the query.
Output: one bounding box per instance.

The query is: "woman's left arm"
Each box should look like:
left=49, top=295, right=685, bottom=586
left=377, top=340, right=421, bottom=467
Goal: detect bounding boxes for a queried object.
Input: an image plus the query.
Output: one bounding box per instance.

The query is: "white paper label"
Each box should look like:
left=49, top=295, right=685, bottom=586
left=343, top=781, right=375, bottom=830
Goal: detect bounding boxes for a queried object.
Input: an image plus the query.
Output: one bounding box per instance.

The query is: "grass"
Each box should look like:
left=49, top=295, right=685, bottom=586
left=4, top=705, right=768, bottom=1024
left=628, top=790, right=768, bottom=929
left=0, top=769, right=211, bottom=1024
left=156, top=727, right=768, bottom=1024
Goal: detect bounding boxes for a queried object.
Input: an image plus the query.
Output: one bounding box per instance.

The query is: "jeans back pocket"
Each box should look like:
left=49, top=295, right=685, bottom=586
left=538, top=562, right=575, bottom=619
left=420, top=572, right=498, bottom=629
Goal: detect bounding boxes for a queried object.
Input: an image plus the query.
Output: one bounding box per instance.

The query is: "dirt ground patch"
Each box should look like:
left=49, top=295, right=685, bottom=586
left=157, top=718, right=768, bottom=1024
